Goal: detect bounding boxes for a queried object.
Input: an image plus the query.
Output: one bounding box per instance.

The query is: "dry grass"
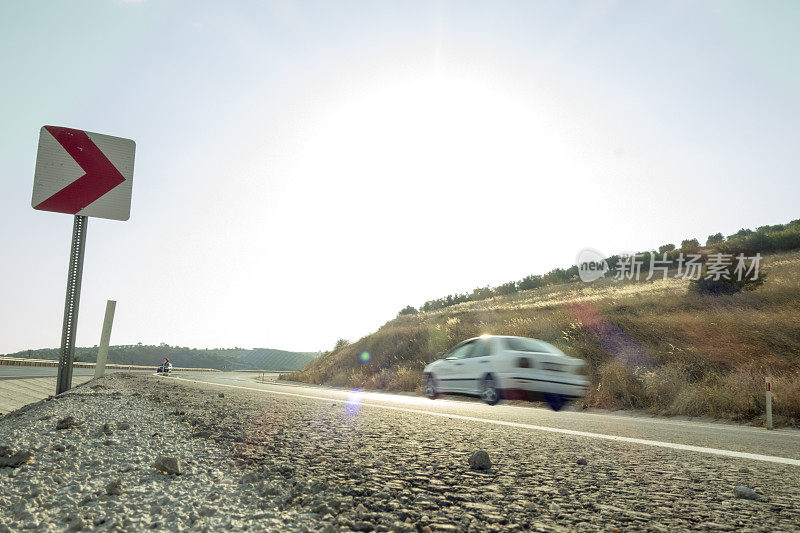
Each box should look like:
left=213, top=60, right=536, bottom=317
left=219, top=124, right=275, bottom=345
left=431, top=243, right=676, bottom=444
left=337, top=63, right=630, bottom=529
left=291, top=251, right=800, bottom=426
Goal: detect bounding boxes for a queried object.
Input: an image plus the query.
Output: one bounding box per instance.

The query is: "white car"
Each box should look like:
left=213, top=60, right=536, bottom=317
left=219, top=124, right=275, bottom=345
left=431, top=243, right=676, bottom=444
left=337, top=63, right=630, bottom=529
left=423, top=335, right=589, bottom=410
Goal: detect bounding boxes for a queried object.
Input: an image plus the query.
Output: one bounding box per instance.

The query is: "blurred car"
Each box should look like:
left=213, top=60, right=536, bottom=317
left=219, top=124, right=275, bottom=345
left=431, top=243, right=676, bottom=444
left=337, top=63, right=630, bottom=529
left=423, top=335, right=588, bottom=410
left=156, top=362, right=172, bottom=374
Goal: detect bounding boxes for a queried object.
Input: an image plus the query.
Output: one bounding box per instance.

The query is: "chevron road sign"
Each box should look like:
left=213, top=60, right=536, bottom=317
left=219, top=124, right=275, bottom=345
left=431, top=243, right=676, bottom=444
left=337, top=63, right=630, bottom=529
left=31, top=125, right=136, bottom=394
left=32, top=126, right=135, bottom=221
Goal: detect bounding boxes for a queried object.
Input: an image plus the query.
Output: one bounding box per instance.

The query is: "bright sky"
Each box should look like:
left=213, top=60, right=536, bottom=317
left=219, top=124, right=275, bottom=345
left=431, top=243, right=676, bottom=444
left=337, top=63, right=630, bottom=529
left=1, top=1, right=799, bottom=354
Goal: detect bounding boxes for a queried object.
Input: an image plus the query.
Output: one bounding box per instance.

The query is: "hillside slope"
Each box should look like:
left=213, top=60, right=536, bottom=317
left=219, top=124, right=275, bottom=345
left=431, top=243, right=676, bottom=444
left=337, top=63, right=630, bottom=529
left=4, top=345, right=319, bottom=371
left=290, top=251, right=800, bottom=425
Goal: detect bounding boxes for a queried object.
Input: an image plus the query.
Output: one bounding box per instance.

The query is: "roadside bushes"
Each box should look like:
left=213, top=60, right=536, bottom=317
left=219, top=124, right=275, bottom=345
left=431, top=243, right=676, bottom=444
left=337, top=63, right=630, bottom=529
left=774, top=372, right=800, bottom=421
left=590, top=360, right=648, bottom=410
left=613, top=363, right=799, bottom=425
left=642, top=364, right=691, bottom=411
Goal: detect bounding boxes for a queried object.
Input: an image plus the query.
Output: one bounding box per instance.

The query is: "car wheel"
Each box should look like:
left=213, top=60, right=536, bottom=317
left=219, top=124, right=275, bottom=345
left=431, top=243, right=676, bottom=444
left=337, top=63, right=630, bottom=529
left=424, top=374, right=439, bottom=399
left=544, top=393, right=567, bottom=411
left=480, top=375, right=501, bottom=405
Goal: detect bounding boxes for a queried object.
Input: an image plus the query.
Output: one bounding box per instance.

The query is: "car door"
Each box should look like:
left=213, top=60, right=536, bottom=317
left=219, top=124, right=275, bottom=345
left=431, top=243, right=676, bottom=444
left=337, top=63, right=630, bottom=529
left=462, top=338, right=495, bottom=393
left=438, top=340, right=476, bottom=393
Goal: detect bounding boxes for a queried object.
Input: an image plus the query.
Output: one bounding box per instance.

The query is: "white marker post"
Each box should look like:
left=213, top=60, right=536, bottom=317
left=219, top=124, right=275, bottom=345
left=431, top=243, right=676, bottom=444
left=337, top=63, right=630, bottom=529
left=94, top=300, right=117, bottom=379
left=765, top=377, right=773, bottom=430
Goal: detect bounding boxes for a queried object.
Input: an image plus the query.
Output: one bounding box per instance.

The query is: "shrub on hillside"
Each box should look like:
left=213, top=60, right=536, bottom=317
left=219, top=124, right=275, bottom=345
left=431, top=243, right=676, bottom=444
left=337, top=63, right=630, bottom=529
left=717, top=224, right=800, bottom=255
left=706, top=233, right=724, bottom=246
left=334, top=338, right=350, bottom=350
left=770, top=227, right=800, bottom=251
left=689, top=270, right=765, bottom=295
left=658, top=243, right=676, bottom=254
left=680, top=238, right=701, bottom=254
left=543, top=268, right=571, bottom=284
left=518, top=274, right=544, bottom=290
left=398, top=305, right=418, bottom=316
left=494, top=282, right=518, bottom=296
left=470, top=286, right=494, bottom=301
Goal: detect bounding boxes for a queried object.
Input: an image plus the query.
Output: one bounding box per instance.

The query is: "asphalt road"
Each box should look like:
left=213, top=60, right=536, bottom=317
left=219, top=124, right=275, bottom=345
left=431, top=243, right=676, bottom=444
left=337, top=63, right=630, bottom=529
left=174, top=371, right=800, bottom=464
left=140, top=371, right=800, bottom=531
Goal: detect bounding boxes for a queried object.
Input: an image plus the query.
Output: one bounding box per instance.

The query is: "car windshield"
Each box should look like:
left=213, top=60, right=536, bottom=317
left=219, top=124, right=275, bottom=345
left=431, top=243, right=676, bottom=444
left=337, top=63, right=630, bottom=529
left=446, top=342, right=474, bottom=359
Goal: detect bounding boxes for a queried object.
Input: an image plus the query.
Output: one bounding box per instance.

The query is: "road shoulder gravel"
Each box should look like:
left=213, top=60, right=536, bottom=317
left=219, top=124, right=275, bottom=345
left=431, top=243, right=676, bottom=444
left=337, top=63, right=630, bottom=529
left=1, top=373, right=798, bottom=532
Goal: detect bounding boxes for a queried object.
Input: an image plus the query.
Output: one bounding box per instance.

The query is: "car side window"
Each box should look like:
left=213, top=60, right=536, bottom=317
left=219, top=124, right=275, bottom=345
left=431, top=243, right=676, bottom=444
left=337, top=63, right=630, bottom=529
left=470, top=339, right=492, bottom=358
left=447, top=342, right=475, bottom=359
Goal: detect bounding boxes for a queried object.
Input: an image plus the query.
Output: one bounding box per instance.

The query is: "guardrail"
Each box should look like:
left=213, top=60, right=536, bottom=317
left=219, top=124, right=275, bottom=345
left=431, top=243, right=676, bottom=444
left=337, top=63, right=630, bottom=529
left=235, top=369, right=299, bottom=373
left=0, top=356, right=219, bottom=372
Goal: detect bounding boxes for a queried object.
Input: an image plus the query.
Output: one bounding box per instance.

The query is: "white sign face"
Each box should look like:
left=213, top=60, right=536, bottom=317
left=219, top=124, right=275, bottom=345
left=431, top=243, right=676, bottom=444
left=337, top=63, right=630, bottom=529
left=32, top=126, right=135, bottom=221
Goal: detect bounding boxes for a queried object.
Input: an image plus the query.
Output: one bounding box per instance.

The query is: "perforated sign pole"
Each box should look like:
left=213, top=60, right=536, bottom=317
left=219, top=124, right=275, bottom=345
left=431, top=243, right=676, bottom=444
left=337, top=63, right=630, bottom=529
left=56, top=215, right=88, bottom=395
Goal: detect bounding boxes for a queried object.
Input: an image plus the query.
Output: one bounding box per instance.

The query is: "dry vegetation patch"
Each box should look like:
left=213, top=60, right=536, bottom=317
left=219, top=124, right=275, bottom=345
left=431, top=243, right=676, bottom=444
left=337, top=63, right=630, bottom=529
left=292, top=251, right=800, bottom=425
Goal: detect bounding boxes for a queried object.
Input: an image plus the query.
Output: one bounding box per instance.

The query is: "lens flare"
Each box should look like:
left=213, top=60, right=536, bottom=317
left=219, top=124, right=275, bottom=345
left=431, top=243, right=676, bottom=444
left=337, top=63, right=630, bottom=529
left=568, top=302, right=653, bottom=369
left=345, top=388, right=363, bottom=416
left=359, top=351, right=371, bottom=363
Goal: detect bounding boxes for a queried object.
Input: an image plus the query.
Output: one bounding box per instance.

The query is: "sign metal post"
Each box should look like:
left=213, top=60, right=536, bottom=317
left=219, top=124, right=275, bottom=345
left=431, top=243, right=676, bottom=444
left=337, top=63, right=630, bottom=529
left=56, top=215, right=88, bottom=394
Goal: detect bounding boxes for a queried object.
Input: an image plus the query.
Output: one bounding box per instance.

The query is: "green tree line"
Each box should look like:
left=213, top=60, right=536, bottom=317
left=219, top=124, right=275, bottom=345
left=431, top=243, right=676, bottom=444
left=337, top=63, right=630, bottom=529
left=398, top=218, right=800, bottom=316
left=3, top=344, right=320, bottom=371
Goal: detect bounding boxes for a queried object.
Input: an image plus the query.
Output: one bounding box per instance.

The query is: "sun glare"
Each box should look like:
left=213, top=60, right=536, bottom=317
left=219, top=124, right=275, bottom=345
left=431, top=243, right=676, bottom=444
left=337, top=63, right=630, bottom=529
left=294, top=70, right=568, bottom=204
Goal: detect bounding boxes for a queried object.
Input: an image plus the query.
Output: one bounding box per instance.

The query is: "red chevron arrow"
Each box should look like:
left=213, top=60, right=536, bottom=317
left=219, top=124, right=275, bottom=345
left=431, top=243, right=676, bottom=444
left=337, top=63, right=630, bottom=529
left=34, top=126, right=125, bottom=214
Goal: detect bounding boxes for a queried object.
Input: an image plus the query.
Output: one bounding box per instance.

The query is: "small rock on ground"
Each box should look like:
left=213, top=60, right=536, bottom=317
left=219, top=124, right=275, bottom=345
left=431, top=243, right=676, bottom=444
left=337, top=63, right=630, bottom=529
left=734, top=486, right=760, bottom=500
left=0, top=450, right=33, bottom=468
left=56, top=415, right=81, bottom=430
left=106, top=479, right=123, bottom=496
left=153, top=455, right=181, bottom=475
left=468, top=450, right=492, bottom=470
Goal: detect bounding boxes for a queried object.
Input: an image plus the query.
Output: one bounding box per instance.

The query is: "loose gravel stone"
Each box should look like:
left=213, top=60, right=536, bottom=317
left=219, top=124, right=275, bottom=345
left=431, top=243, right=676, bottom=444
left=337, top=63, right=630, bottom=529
left=733, top=486, right=760, bottom=500
left=0, top=449, right=33, bottom=467
left=55, top=415, right=81, bottom=430
left=1, top=373, right=799, bottom=532
left=106, top=479, right=123, bottom=495
left=153, top=454, right=181, bottom=475
left=468, top=450, right=492, bottom=470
